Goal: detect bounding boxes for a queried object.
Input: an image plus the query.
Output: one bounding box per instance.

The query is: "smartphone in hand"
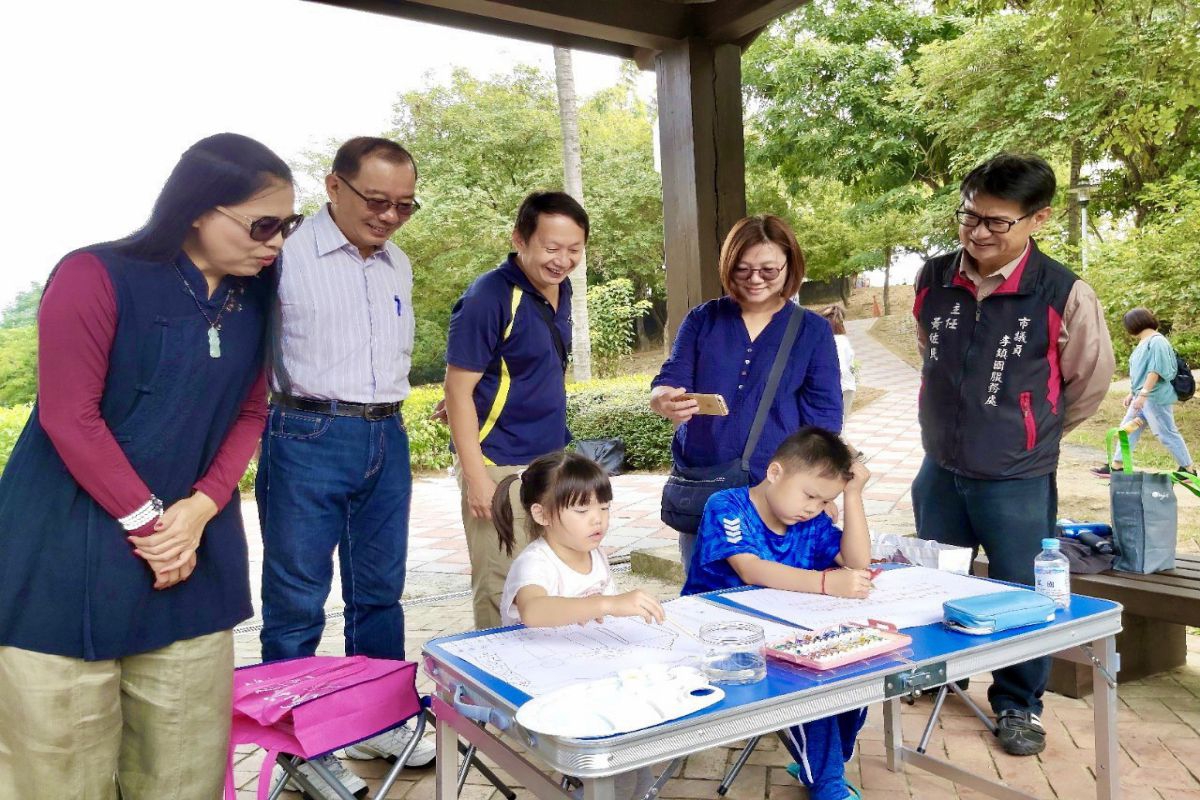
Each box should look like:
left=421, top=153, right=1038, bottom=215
left=679, top=393, right=729, bottom=416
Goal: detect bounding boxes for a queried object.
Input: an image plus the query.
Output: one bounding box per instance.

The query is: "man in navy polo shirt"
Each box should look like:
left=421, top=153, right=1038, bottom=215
left=444, top=191, right=588, bottom=629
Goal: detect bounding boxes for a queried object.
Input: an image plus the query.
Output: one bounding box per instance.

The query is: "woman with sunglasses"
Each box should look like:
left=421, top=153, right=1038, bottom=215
left=0, top=133, right=301, bottom=799
left=650, top=215, right=843, bottom=571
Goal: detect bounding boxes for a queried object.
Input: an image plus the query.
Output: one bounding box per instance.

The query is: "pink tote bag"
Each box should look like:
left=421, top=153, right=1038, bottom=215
left=225, top=656, right=420, bottom=800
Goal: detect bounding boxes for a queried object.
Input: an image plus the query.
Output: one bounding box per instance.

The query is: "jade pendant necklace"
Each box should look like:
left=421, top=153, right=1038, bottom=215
left=174, top=263, right=227, bottom=358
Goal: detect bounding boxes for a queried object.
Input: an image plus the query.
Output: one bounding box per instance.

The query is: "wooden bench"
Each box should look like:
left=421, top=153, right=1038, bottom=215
left=975, top=554, right=1200, bottom=698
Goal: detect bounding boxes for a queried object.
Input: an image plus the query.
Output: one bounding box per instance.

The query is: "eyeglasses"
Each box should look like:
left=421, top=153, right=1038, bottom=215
left=732, top=265, right=785, bottom=281
left=337, top=174, right=421, bottom=216
left=216, top=206, right=305, bottom=242
left=955, top=207, right=1036, bottom=233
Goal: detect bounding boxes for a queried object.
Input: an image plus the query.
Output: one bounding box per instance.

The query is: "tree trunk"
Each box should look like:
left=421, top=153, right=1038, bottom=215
left=1067, top=139, right=1082, bottom=250
left=882, top=247, right=893, bottom=317
left=553, top=46, right=592, bottom=382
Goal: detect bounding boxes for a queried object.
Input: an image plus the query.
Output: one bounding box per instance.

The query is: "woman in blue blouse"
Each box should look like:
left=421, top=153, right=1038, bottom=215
left=1092, top=307, right=1195, bottom=476
left=650, top=215, right=843, bottom=567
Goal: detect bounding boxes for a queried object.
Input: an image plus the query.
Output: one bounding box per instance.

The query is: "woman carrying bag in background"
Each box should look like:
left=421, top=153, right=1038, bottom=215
left=1091, top=307, right=1196, bottom=477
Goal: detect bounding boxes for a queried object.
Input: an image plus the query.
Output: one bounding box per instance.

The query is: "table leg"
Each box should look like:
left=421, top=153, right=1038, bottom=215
left=883, top=698, right=904, bottom=773
left=1092, top=635, right=1120, bottom=800
left=436, top=710, right=460, bottom=800
left=582, top=775, right=617, bottom=800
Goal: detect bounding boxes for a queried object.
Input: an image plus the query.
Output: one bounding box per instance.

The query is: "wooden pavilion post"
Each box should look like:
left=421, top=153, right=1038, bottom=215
left=655, top=38, right=747, bottom=344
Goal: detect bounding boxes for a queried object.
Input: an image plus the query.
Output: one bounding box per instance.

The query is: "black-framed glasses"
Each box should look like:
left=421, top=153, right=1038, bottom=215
left=337, top=174, right=421, bottom=216
left=954, top=207, right=1036, bottom=233
left=732, top=265, right=785, bottom=281
left=216, top=206, right=305, bottom=242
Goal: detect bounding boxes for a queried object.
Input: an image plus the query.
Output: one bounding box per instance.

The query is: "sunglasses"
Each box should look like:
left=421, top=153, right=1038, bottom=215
left=732, top=265, right=784, bottom=281
left=336, top=174, right=421, bottom=216
left=216, top=206, right=305, bottom=242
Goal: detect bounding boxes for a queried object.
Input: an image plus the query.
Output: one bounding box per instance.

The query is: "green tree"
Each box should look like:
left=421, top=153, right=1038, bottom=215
left=744, top=0, right=964, bottom=311
left=0, top=327, right=38, bottom=406
left=1, top=283, right=42, bottom=329
left=905, top=0, right=1200, bottom=226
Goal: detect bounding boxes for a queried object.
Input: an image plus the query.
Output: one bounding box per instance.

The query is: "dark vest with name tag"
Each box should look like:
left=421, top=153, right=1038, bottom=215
left=914, top=241, right=1078, bottom=480
left=0, top=248, right=267, bottom=660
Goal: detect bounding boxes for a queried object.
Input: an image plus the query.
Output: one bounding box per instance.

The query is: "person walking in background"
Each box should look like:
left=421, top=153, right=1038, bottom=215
left=650, top=215, right=843, bottom=571
left=912, top=153, right=1115, bottom=757
left=0, top=133, right=298, bottom=799
left=820, top=304, right=856, bottom=424
left=1091, top=307, right=1195, bottom=476
left=256, top=137, right=434, bottom=792
left=443, top=191, right=588, bottom=630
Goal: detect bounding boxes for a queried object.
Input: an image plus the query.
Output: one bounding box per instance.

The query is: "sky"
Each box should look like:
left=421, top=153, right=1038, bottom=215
left=0, top=0, right=653, bottom=307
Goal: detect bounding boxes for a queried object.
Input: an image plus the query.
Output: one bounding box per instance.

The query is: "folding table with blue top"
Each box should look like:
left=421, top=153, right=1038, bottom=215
left=422, top=585, right=1123, bottom=800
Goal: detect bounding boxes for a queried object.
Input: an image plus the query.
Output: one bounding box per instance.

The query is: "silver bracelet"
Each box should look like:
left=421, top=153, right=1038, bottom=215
left=119, top=495, right=164, bottom=531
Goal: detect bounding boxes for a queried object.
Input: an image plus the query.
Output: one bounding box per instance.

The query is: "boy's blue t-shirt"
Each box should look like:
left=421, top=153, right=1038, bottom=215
left=682, top=487, right=844, bottom=596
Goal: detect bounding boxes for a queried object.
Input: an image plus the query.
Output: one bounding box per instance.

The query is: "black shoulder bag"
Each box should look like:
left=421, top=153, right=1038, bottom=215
left=660, top=305, right=803, bottom=534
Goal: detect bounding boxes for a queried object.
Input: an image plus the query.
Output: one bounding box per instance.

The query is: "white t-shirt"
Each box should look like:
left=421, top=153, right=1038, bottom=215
left=499, top=538, right=618, bottom=627
left=834, top=334, right=856, bottom=392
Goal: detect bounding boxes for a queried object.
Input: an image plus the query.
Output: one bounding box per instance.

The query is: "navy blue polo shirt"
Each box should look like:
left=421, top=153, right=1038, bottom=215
left=446, top=254, right=572, bottom=466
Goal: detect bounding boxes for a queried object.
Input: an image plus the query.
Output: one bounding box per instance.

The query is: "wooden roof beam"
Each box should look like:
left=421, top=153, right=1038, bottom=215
left=306, top=0, right=688, bottom=54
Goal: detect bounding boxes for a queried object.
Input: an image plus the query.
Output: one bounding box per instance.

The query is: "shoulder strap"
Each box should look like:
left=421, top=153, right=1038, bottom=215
left=741, top=305, right=804, bottom=469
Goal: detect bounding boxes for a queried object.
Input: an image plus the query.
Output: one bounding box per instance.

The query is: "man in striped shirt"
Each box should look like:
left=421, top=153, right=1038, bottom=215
left=256, top=137, right=434, bottom=788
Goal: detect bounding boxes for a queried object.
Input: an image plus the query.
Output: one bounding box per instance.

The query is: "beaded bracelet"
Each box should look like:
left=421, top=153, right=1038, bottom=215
left=119, top=495, right=164, bottom=531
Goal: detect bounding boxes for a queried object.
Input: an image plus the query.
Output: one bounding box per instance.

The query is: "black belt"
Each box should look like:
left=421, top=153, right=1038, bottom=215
left=273, top=394, right=402, bottom=421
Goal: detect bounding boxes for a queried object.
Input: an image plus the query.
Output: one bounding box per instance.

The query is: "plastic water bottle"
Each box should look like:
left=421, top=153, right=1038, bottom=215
left=1034, top=538, right=1071, bottom=610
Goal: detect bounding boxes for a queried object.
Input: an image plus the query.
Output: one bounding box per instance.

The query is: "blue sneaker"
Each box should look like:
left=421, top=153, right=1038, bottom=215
left=784, top=764, right=862, bottom=799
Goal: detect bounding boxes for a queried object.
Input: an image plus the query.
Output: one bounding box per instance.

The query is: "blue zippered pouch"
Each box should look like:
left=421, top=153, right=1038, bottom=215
left=943, top=590, right=1056, bottom=635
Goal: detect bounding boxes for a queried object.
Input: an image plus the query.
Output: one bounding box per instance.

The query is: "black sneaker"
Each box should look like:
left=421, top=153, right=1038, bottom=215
left=1089, top=464, right=1113, bottom=477
left=995, top=709, right=1046, bottom=756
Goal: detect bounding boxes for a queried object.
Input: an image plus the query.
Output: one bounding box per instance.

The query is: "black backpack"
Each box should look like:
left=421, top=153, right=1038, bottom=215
left=1172, top=350, right=1195, bottom=402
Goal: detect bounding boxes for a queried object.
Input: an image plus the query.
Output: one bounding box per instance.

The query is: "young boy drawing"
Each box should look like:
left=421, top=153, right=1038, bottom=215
left=682, top=426, right=873, bottom=800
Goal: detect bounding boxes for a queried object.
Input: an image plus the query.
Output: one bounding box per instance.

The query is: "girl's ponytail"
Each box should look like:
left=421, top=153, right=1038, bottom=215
left=493, top=473, right=522, bottom=556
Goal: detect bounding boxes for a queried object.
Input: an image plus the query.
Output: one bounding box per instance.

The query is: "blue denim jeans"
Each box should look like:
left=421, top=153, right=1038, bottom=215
left=1118, top=400, right=1194, bottom=468
left=257, top=407, right=412, bottom=662
left=911, top=456, right=1055, bottom=714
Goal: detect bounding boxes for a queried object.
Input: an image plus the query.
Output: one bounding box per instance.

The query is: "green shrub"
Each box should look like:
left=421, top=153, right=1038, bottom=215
left=587, top=279, right=653, bottom=376
left=399, top=373, right=673, bottom=474
left=0, top=404, right=31, bottom=472
left=567, top=374, right=674, bottom=470
left=239, top=459, right=258, bottom=494
left=0, top=327, right=38, bottom=407
left=406, top=384, right=454, bottom=472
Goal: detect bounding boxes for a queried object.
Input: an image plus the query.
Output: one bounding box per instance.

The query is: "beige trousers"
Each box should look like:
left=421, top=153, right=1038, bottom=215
left=0, top=629, right=234, bottom=800
left=456, top=459, right=532, bottom=630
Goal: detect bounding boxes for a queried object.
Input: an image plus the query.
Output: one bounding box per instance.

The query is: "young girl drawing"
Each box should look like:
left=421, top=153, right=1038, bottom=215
left=494, top=451, right=665, bottom=628
left=493, top=451, right=664, bottom=798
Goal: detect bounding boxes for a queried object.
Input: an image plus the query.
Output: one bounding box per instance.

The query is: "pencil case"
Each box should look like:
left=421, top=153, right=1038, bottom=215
left=765, top=620, right=911, bottom=670
left=942, top=590, right=1056, bottom=635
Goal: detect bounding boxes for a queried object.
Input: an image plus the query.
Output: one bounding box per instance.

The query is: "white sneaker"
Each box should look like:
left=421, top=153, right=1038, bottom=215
left=342, top=721, right=436, bottom=767
left=285, top=754, right=368, bottom=800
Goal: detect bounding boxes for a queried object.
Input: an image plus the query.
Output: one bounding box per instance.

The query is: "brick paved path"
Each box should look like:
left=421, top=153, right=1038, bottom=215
left=233, top=319, right=1200, bottom=798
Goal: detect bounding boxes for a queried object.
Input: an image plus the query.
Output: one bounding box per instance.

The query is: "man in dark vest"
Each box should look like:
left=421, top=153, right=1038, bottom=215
left=912, top=153, right=1115, bottom=755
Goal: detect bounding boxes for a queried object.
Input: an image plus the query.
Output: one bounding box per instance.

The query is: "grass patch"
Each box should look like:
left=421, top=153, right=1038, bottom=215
left=868, top=314, right=922, bottom=370
left=1065, top=391, right=1200, bottom=471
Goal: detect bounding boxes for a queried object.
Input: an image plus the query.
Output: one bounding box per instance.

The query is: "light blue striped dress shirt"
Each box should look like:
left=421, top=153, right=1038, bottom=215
left=271, top=204, right=415, bottom=403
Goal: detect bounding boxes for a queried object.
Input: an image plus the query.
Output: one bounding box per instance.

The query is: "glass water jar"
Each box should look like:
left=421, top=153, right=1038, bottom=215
left=699, top=621, right=766, bottom=685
